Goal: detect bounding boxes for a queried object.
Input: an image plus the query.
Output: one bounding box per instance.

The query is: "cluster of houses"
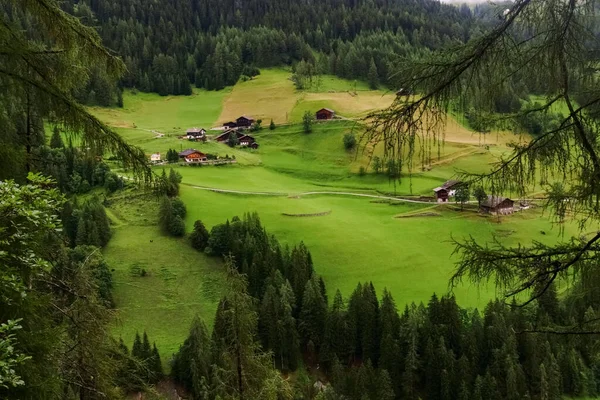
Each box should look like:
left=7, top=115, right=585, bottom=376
left=433, top=179, right=517, bottom=215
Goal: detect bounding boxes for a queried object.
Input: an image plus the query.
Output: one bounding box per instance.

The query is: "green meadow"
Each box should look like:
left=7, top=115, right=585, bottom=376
left=99, top=69, right=586, bottom=363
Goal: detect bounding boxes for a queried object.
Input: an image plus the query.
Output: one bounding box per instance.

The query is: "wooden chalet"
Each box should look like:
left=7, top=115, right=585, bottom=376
left=480, top=196, right=514, bottom=215
left=236, top=116, right=255, bottom=128
left=223, top=121, right=237, bottom=129
left=433, top=187, right=449, bottom=203
left=178, top=149, right=207, bottom=163
left=185, top=127, right=206, bottom=140
left=239, top=134, right=259, bottom=149
left=432, top=179, right=462, bottom=202
left=215, top=129, right=245, bottom=143
left=316, top=108, right=335, bottom=120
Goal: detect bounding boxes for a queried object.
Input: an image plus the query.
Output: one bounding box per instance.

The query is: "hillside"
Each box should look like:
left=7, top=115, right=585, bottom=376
left=97, top=70, right=583, bottom=365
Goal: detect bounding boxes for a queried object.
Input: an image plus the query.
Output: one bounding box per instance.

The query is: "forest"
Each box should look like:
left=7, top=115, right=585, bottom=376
left=61, top=0, right=479, bottom=96
left=3, top=0, right=600, bottom=399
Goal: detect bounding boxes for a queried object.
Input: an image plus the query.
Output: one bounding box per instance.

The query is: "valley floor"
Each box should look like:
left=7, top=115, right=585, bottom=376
left=98, top=69, right=587, bottom=366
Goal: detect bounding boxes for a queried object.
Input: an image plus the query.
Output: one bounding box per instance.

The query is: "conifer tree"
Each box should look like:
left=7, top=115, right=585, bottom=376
left=299, top=276, right=327, bottom=354
left=50, top=127, right=64, bottom=149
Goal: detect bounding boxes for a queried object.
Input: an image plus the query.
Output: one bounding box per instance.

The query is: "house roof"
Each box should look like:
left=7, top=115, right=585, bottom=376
left=179, top=148, right=199, bottom=157
left=187, top=127, right=205, bottom=134
left=442, top=180, right=461, bottom=189
left=223, top=121, right=237, bottom=126
left=433, top=187, right=448, bottom=193
left=215, top=129, right=244, bottom=141
left=237, top=115, right=255, bottom=121
left=317, top=108, right=335, bottom=113
left=482, top=195, right=513, bottom=208
left=239, top=134, right=255, bottom=141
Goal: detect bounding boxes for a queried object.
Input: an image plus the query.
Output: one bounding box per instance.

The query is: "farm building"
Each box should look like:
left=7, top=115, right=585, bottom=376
left=178, top=149, right=207, bottom=163
left=239, top=135, right=259, bottom=148
left=432, top=180, right=462, bottom=202
left=480, top=196, right=515, bottom=215
left=223, top=121, right=237, bottom=129
left=316, top=108, right=335, bottom=120
left=236, top=116, right=255, bottom=128
left=215, top=129, right=245, bottom=143
left=150, top=152, right=161, bottom=163
left=185, top=127, right=206, bottom=141
left=396, top=88, right=413, bottom=97
left=433, top=187, right=450, bottom=203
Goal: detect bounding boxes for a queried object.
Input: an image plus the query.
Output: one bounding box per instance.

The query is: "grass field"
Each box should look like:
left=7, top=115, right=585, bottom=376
left=96, top=69, right=591, bottom=365
left=103, top=192, right=226, bottom=365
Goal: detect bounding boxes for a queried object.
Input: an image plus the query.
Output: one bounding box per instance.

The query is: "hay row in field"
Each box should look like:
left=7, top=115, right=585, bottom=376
left=282, top=210, right=332, bottom=217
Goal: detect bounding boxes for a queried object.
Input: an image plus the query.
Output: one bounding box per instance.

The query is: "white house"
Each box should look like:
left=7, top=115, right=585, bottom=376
left=150, top=152, right=161, bottom=162
left=185, top=127, right=207, bottom=141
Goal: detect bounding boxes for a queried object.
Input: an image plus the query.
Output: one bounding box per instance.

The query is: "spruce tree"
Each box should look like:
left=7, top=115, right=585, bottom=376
left=299, top=276, right=327, bottom=354
left=367, top=58, right=378, bottom=89
left=50, top=127, right=64, bottom=149
left=190, top=220, right=210, bottom=251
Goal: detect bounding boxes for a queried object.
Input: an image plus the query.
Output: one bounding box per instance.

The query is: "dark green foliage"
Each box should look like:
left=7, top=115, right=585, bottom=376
left=64, top=0, right=476, bottom=95
left=299, top=276, right=328, bottom=355
left=269, top=119, right=276, bottom=130
left=228, top=131, right=240, bottom=147
left=343, top=133, right=356, bottom=150
left=367, top=58, right=378, bottom=90
left=166, top=149, right=180, bottom=163
left=74, top=198, right=111, bottom=248
left=303, top=111, right=313, bottom=133
left=172, top=316, right=212, bottom=398
left=157, top=168, right=182, bottom=197
left=371, top=156, right=382, bottom=174
left=455, top=184, right=470, bottom=210
left=190, top=220, right=210, bottom=251
left=473, top=186, right=487, bottom=208
left=49, top=127, right=64, bottom=149
left=158, top=196, right=186, bottom=237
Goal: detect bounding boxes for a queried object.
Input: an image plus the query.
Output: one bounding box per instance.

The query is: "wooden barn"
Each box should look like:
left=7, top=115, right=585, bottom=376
left=432, top=180, right=462, bottom=202
left=185, top=127, right=206, bottom=141
left=178, top=149, right=207, bottom=163
left=236, top=116, right=255, bottom=128
left=223, top=121, right=237, bottom=129
left=433, top=187, right=449, bottom=202
left=480, top=196, right=514, bottom=215
left=239, top=134, right=259, bottom=148
left=396, top=88, right=413, bottom=97
left=316, top=108, right=335, bottom=120
left=215, top=129, right=245, bottom=143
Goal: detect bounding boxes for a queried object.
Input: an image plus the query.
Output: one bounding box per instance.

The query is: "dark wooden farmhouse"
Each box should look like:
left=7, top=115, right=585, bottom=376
left=236, top=116, right=255, bottom=128
left=215, top=129, right=245, bottom=143
left=223, top=121, right=237, bottom=129
left=480, top=196, right=514, bottom=215
left=432, top=179, right=462, bottom=202
left=239, top=134, right=259, bottom=148
left=396, top=88, right=413, bottom=97
left=185, top=127, right=206, bottom=141
left=316, top=108, right=335, bottom=120
left=178, top=149, right=208, bottom=163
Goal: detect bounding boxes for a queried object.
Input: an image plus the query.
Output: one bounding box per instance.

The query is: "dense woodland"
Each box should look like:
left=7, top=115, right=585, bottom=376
left=60, top=0, right=480, bottom=95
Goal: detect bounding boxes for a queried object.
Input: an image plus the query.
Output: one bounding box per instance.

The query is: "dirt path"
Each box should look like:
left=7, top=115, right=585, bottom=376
left=186, top=184, right=439, bottom=204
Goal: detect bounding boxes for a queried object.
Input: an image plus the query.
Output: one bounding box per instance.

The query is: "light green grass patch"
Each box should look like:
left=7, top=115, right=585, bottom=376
left=182, top=187, right=580, bottom=309
left=305, top=74, right=372, bottom=93
left=90, top=88, right=230, bottom=132
left=103, top=194, right=226, bottom=367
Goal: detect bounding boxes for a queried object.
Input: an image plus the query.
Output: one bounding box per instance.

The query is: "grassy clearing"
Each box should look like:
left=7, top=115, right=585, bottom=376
left=218, top=69, right=298, bottom=124
left=305, top=75, right=372, bottom=93
left=91, top=89, right=229, bottom=132
left=182, top=187, right=580, bottom=309
left=103, top=192, right=226, bottom=366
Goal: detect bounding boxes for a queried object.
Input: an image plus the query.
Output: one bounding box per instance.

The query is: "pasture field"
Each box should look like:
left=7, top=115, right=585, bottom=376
left=103, top=192, right=226, bottom=365
left=97, top=68, right=588, bottom=362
